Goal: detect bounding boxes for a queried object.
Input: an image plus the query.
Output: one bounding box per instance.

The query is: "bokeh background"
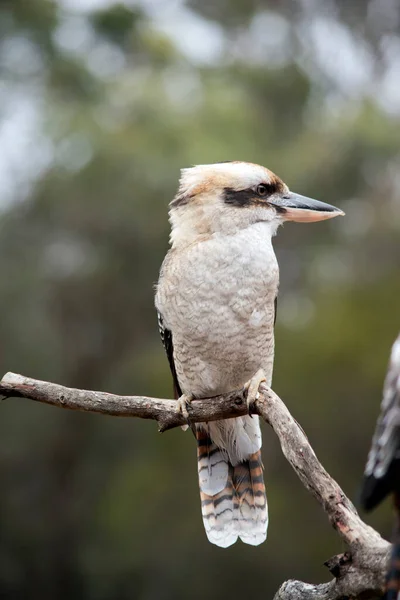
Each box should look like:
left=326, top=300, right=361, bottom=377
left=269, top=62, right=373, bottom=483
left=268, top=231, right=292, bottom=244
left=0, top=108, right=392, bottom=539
left=0, top=0, right=400, bottom=598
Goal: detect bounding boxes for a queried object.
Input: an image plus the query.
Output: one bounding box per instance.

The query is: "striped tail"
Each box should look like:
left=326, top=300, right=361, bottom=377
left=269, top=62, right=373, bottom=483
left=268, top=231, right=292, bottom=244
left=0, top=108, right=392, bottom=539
left=196, top=428, right=268, bottom=547
left=386, top=498, right=400, bottom=600
left=386, top=538, right=400, bottom=599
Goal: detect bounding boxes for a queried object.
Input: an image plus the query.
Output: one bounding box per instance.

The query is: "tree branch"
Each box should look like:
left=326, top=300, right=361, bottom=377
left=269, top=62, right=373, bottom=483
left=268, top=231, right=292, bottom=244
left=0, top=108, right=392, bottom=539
left=0, top=372, right=250, bottom=431
left=0, top=372, right=390, bottom=599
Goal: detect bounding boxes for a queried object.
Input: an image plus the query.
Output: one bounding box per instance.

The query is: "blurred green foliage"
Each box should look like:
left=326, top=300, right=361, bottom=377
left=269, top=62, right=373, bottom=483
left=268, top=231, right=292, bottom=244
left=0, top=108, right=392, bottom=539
left=0, top=0, right=399, bottom=598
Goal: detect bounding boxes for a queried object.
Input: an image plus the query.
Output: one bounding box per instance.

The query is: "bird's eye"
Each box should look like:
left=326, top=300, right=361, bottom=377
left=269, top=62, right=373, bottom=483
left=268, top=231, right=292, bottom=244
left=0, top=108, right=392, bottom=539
left=257, top=184, right=269, bottom=197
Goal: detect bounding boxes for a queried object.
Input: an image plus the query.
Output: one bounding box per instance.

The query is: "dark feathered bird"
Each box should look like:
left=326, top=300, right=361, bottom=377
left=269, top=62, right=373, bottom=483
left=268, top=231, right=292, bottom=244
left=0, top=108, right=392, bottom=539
left=361, top=333, right=400, bottom=599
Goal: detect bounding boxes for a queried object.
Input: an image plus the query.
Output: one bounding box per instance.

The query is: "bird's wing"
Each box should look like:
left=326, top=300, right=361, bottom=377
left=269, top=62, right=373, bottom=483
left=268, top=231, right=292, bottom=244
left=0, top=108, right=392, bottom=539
left=361, top=334, right=400, bottom=511
left=157, top=310, right=182, bottom=399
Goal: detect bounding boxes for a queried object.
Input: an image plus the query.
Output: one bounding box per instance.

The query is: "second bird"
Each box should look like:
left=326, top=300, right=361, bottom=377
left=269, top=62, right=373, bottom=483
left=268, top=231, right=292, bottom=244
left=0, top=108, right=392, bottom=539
left=155, top=161, right=343, bottom=547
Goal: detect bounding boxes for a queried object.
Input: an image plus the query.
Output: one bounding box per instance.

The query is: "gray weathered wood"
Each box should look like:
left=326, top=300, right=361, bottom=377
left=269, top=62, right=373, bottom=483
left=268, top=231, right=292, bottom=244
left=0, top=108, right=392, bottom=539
left=0, top=372, right=390, bottom=599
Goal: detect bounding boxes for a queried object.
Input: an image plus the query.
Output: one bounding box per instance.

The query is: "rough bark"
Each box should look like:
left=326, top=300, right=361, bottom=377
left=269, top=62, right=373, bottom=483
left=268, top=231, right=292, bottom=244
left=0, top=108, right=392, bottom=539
left=0, top=372, right=390, bottom=599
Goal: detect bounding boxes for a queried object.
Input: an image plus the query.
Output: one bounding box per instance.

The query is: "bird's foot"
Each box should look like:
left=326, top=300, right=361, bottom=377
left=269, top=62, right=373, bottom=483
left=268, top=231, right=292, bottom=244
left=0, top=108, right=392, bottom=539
left=176, top=393, right=193, bottom=431
left=244, top=369, right=267, bottom=414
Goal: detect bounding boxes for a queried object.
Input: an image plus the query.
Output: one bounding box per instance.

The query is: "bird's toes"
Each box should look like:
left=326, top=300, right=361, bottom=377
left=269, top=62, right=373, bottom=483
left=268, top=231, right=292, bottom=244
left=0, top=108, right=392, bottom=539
left=244, top=369, right=267, bottom=413
left=176, top=393, right=193, bottom=427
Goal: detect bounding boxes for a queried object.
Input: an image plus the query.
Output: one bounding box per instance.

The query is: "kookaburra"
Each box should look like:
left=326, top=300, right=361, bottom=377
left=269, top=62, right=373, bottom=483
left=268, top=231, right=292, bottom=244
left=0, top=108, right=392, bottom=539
left=361, top=333, right=400, bottom=599
left=155, top=161, right=343, bottom=548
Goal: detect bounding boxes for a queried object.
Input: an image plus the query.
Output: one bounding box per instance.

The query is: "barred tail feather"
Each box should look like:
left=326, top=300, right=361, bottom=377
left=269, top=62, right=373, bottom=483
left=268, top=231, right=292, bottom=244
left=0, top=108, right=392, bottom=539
left=386, top=497, right=400, bottom=600
left=200, top=469, right=238, bottom=548
left=386, top=540, right=400, bottom=599
left=233, top=451, right=268, bottom=546
left=196, top=430, right=268, bottom=547
left=197, top=429, right=237, bottom=547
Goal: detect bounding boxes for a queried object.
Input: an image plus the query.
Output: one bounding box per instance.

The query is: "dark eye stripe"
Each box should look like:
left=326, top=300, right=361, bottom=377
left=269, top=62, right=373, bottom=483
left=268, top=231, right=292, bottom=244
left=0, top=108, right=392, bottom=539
left=223, top=188, right=255, bottom=207
left=223, top=183, right=278, bottom=207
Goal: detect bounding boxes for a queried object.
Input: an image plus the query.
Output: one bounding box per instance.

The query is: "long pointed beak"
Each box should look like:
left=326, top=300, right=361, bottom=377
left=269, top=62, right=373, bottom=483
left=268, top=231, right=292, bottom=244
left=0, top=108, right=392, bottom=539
left=270, top=192, right=345, bottom=223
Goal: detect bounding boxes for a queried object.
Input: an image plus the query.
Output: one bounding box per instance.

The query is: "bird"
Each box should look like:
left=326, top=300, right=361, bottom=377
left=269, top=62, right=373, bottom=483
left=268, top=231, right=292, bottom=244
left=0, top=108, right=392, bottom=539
left=361, top=333, right=400, bottom=599
left=155, top=161, right=344, bottom=548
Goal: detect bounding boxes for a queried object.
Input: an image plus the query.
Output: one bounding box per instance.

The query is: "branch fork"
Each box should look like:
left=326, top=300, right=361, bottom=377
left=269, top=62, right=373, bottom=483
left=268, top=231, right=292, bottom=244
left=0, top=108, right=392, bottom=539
left=0, top=372, right=390, bottom=599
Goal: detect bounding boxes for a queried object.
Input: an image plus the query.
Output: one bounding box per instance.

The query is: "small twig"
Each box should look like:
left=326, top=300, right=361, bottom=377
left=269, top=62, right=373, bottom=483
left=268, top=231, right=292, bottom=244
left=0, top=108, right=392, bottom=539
left=0, top=372, right=390, bottom=599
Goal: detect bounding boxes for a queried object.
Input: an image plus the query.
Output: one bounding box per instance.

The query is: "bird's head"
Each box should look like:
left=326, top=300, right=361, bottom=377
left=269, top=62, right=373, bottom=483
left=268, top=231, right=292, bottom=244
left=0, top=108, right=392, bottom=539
left=169, top=162, right=344, bottom=247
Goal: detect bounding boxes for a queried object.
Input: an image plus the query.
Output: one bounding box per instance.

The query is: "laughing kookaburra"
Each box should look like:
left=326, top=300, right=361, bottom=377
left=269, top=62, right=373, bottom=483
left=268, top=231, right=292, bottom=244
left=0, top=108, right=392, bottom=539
left=361, top=333, right=400, bottom=599
left=155, top=161, right=344, bottom=548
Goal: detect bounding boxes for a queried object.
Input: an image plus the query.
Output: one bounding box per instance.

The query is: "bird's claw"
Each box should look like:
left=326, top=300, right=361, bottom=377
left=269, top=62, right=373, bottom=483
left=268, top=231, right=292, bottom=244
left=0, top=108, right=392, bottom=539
left=244, top=369, right=267, bottom=415
left=176, top=394, right=193, bottom=431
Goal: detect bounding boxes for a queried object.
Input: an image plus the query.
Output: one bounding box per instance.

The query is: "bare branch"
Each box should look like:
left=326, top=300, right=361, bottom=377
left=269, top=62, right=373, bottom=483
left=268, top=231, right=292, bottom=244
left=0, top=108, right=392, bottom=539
left=255, top=384, right=390, bottom=599
left=256, top=384, right=388, bottom=549
left=0, top=372, right=250, bottom=431
left=0, top=372, right=390, bottom=599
